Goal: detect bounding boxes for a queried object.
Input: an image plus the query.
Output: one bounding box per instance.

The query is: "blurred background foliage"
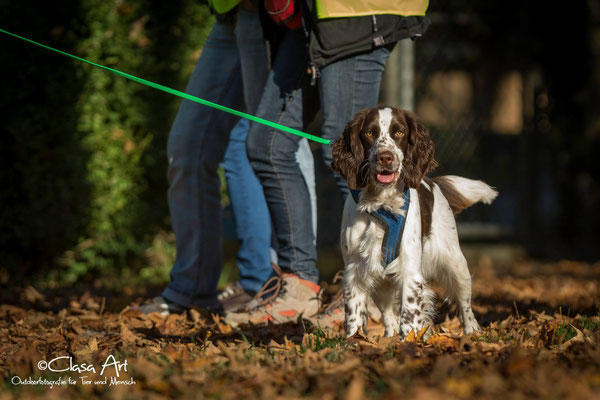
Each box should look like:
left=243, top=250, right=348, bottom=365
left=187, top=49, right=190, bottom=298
left=0, top=0, right=214, bottom=288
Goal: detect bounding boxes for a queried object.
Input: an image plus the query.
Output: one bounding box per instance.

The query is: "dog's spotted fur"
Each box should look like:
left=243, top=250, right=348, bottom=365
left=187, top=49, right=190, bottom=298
left=332, top=107, right=498, bottom=338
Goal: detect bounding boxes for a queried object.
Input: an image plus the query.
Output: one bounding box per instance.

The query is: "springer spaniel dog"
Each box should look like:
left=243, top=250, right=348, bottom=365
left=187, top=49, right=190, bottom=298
left=331, top=107, right=497, bottom=338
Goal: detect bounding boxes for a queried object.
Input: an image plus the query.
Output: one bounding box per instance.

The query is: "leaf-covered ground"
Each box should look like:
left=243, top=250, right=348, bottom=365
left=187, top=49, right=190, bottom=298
left=1, top=257, right=600, bottom=399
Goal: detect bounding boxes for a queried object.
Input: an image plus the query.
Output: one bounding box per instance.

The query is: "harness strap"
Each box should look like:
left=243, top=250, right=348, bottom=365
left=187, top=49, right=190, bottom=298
left=350, top=187, right=410, bottom=266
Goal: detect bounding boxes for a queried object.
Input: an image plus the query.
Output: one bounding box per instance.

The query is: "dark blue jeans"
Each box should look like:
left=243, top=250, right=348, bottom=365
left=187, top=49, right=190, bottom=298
left=163, top=10, right=317, bottom=307
left=246, top=29, right=390, bottom=283
left=221, top=118, right=316, bottom=293
left=164, top=10, right=270, bottom=308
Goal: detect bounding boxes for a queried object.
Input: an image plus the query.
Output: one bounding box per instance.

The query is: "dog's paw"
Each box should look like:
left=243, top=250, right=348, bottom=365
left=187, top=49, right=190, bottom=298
left=463, top=321, right=481, bottom=335
left=383, top=328, right=398, bottom=338
left=345, top=323, right=360, bottom=338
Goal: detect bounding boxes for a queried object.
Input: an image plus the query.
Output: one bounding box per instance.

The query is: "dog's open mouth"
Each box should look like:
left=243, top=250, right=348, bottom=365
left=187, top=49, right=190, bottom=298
left=375, top=171, right=398, bottom=184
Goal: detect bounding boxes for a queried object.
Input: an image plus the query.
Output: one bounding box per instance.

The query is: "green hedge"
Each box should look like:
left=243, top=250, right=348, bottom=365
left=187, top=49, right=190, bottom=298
left=0, top=0, right=214, bottom=284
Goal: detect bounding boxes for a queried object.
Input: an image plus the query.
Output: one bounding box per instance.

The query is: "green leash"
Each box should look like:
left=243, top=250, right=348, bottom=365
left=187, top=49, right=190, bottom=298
left=0, top=28, right=332, bottom=145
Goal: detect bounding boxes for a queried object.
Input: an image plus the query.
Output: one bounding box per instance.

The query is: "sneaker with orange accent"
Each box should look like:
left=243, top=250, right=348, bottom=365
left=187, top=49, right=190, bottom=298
left=224, top=265, right=321, bottom=327
left=307, top=270, right=345, bottom=332
left=308, top=270, right=382, bottom=333
left=310, top=287, right=345, bottom=332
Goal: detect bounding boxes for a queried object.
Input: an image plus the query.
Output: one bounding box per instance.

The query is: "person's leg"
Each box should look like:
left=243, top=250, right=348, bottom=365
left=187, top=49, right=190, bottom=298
left=296, top=138, right=317, bottom=242
left=221, top=9, right=317, bottom=295
left=164, top=21, right=244, bottom=310
left=222, top=118, right=271, bottom=294
left=223, top=129, right=315, bottom=291
left=235, top=8, right=269, bottom=115
left=318, top=47, right=391, bottom=200
left=246, top=30, right=318, bottom=283
left=212, top=8, right=273, bottom=295
left=237, top=7, right=316, bottom=249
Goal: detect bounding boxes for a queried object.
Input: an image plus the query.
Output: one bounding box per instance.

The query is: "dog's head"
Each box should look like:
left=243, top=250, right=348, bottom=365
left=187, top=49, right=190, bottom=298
left=331, top=107, right=437, bottom=190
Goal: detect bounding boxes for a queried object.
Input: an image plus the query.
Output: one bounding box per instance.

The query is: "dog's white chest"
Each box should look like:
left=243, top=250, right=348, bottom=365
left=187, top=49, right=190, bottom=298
left=344, top=214, right=405, bottom=276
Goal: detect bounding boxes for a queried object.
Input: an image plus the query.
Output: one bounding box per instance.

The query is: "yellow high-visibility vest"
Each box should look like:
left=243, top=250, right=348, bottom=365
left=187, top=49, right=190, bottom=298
left=316, top=0, right=428, bottom=19
left=209, top=0, right=242, bottom=14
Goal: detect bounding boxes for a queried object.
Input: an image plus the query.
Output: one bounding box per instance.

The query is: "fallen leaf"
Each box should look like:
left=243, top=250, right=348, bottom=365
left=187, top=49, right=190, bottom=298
left=561, top=326, right=585, bottom=349
left=344, top=375, right=364, bottom=400
left=426, top=335, right=459, bottom=351
left=89, top=337, right=98, bottom=352
left=23, top=286, right=45, bottom=303
left=120, top=321, right=141, bottom=344
left=476, top=341, right=509, bottom=353
left=416, top=326, right=430, bottom=342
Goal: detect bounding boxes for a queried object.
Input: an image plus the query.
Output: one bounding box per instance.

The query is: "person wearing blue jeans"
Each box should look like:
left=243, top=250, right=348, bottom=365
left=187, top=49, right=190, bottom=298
left=137, top=7, right=316, bottom=315
left=223, top=27, right=390, bottom=325
left=221, top=118, right=316, bottom=295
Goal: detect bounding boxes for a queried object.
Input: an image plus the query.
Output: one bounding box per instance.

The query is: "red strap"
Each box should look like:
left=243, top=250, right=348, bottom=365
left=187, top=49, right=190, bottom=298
left=265, top=0, right=302, bottom=30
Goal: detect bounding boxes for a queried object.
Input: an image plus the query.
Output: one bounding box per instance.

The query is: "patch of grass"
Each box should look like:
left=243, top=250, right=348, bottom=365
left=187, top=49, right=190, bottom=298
left=554, top=323, right=577, bottom=343
left=471, top=334, right=487, bottom=343
left=324, top=350, right=343, bottom=362
left=385, top=345, right=395, bottom=359
left=499, top=332, right=516, bottom=342
left=576, top=316, right=600, bottom=332
left=300, top=327, right=347, bottom=353
left=475, top=331, right=500, bottom=343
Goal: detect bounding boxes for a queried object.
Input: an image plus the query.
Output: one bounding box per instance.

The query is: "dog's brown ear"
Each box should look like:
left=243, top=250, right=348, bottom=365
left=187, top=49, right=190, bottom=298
left=331, top=110, right=369, bottom=189
left=401, top=111, right=437, bottom=188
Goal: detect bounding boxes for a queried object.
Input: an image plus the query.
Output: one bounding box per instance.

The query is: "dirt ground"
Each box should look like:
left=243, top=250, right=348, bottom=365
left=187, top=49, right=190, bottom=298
left=1, top=257, right=599, bottom=399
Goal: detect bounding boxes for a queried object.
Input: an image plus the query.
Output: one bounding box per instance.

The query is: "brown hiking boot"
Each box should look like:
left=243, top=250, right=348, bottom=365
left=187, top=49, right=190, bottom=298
left=224, top=265, right=321, bottom=327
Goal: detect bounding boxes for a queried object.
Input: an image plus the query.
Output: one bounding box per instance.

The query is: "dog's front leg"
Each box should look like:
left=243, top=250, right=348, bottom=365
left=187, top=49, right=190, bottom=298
left=399, top=277, right=434, bottom=338
left=398, top=252, right=434, bottom=339
left=343, top=271, right=369, bottom=337
left=372, top=283, right=401, bottom=337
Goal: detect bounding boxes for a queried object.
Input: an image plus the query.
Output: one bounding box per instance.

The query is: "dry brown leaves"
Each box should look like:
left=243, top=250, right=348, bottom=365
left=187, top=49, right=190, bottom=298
left=1, top=258, right=599, bottom=399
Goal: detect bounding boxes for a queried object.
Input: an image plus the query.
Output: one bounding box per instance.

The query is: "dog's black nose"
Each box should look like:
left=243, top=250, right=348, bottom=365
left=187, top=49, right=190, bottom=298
left=377, top=151, right=394, bottom=167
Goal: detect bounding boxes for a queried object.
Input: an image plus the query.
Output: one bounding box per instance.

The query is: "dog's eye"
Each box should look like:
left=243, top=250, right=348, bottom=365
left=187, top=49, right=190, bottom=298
left=394, top=130, right=405, bottom=138
left=364, top=130, right=374, bottom=138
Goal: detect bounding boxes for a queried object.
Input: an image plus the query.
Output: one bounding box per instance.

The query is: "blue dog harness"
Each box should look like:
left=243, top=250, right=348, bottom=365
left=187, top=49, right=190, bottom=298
left=350, top=187, right=410, bottom=267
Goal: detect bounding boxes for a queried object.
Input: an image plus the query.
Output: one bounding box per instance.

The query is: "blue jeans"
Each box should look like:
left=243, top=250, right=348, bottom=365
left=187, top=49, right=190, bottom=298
left=222, top=118, right=315, bottom=294
left=164, top=10, right=316, bottom=307
left=246, top=29, right=390, bottom=283
left=164, top=10, right=269, bottom=309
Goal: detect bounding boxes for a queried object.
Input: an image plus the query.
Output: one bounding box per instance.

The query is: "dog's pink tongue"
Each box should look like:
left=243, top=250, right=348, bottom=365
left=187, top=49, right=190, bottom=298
left=376, top=173, right=395, bottom=184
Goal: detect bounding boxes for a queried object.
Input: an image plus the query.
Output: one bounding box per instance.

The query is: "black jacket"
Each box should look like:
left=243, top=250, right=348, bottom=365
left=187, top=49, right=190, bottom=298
left=303, top=1, right=430, bottom=67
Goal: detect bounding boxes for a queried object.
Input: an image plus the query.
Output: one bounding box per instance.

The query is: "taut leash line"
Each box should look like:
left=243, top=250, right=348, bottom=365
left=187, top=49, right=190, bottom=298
left=0, top=28, right=332, bottom=145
